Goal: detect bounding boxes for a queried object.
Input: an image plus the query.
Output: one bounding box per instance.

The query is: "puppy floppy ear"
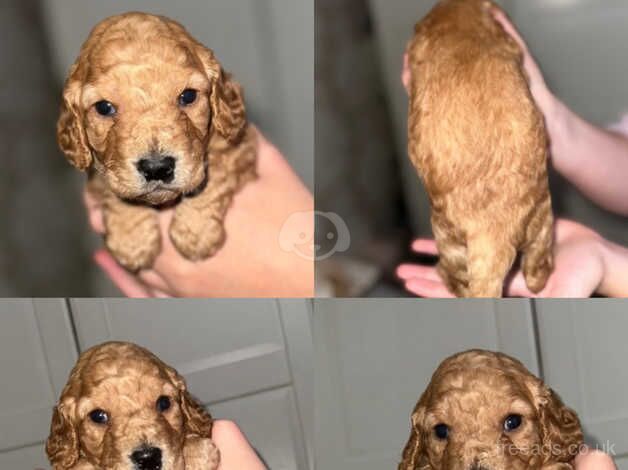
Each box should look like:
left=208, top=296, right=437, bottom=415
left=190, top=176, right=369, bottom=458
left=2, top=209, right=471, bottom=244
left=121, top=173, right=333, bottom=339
left=399, top=399, right=430, bottom=470
left=57, top=62, right=92, bottom=170
left=194, top=46, right=247, bottom=144
left=46, top=400, right=79, bottom=469
left=180, top=388, right=214, bottom=437
left=536, top=384, right=583, bottom=464
left=165, top=365, right=213, bottom=437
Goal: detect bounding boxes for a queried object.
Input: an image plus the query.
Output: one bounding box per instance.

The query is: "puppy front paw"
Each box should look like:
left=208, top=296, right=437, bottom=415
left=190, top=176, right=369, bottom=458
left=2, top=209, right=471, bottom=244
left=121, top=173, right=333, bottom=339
left=184, top=436, right=220, bottom=470
left=169, top=216, right=226, bottom=261
left=105, top=217, right=161, bottom=271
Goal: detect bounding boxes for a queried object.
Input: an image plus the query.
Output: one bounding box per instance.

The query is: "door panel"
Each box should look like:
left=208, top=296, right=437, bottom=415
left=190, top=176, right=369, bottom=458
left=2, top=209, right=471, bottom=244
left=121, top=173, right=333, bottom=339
left=313, top=299, right=535, bottom=470
left=211, top=387, right=309, bottom=470
left=0, top=444, right=47, bottom=470
left=0, top=299, right=76, bottom=453
left=70, top=299, right=292, bottom=404
left=535, top=300, right=628, bottom=468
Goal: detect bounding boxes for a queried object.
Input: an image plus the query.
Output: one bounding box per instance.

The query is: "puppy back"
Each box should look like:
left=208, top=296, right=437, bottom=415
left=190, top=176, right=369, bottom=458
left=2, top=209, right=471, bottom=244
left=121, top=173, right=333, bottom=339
left=407, top=0, right=546, bottom=196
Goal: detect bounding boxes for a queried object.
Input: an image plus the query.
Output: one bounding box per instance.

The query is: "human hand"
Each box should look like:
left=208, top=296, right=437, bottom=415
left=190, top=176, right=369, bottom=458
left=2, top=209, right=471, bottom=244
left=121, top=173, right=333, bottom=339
left=397, top=219, right=628, bottom=298
left=491, top=9, right=628, bottom=214
left=212, top=420, right=267, bottom=470
left=575, top=447, right=617, bottom=470
left=85, top=128, right=314, bottom=298
left=490, top=8, right=557, bottom=121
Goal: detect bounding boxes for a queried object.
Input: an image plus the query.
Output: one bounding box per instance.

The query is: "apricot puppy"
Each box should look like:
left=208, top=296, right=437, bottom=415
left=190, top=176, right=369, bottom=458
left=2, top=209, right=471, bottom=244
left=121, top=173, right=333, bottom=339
left=399, top=350, right=583, bottom=470
left=58, top=12, right=257, bottom=271
left=407, top=0, right=553, bottom=297
left=46, top=342, right=219, bottom=470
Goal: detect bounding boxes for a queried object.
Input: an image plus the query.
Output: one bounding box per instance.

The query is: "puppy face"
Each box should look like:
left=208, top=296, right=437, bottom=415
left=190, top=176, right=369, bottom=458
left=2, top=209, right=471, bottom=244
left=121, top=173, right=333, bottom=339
left=58, top=13, right=246, bottom=205
left=47, top=342, right=213, bottom=470
left=400, top=350, right=583, bottom=470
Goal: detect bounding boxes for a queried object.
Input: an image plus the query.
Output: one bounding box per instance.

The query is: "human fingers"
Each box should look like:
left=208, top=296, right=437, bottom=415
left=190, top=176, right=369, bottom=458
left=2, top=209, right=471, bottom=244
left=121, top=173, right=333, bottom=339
left=93, top=250, right=154, bottom=298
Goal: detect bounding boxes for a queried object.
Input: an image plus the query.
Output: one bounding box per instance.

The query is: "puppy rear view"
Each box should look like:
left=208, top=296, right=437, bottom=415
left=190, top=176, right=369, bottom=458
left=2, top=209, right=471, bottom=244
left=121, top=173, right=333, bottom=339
left=407, top=0, right=554, bottom=297
left=399, top=350, right=583, bottom=470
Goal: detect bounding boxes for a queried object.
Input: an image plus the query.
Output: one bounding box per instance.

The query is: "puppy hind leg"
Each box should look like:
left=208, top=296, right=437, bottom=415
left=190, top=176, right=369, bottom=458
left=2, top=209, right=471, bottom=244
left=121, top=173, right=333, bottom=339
left=436, top=237, right=470, bottom=297
left=466, top=234, right=516, bottom=298
left=522, top=199, right=554, bottom=293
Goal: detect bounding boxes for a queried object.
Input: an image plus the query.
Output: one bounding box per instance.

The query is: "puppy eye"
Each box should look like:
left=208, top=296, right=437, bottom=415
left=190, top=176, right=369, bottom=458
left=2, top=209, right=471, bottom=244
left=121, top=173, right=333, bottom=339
left=94, top=100, right=116, bottom=116
left=504, top=414, right=523, bottom=432
left=434, top=423, right=449, bottom=440
left=89, top=409, right=109, bottom=424
left=178, top=88, right=197, bottom=106
left=156, top=395, right=171, bottom=412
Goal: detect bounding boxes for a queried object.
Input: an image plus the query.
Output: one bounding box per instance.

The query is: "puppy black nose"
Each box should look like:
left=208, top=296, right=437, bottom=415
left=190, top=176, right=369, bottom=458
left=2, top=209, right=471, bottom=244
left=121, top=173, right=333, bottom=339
left=137, top=156, right=175, bottom=183
left=130, top=446, right=162, bottom=470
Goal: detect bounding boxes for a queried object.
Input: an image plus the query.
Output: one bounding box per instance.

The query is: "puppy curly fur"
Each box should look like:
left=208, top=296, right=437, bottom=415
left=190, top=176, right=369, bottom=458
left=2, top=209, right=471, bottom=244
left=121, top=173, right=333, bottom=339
left=407, top=0, right=554, bottom=297
left=58, top=12, right=257, bottom=271
left=46, top=342, right=219, bottom=470
left=399, top=350, right=583, bottom=470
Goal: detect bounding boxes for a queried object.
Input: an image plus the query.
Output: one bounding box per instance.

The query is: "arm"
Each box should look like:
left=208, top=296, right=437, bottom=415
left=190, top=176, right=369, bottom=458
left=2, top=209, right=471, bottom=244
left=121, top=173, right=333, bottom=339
left=492, top=9, right=628, bottom=216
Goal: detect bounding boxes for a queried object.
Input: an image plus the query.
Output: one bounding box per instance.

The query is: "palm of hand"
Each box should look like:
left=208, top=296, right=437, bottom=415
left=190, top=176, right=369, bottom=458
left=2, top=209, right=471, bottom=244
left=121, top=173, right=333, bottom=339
left=397, top=219, right=604, bottom=298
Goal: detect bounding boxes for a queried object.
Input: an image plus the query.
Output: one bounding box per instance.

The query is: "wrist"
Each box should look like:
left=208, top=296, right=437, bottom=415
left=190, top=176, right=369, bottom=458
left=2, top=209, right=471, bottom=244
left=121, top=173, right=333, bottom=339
left=543, top=94, right=573, bottom=170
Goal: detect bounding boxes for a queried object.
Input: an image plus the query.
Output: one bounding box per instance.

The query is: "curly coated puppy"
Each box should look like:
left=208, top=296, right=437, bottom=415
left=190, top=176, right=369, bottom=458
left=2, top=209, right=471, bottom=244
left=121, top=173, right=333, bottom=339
left=46, top=342, right=219, bottom=470
left=58, top=12, right=257, bottom=271
left=407, top=0, right=554, bottom=297
left=399, top=350, right=583, bottom=470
